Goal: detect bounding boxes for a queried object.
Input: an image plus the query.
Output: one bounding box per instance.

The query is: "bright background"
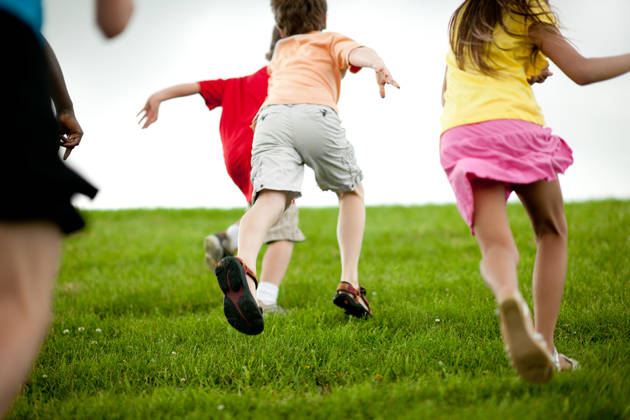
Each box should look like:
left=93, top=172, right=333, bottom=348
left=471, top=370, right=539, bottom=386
left=42, top=0, right=630, bottom=210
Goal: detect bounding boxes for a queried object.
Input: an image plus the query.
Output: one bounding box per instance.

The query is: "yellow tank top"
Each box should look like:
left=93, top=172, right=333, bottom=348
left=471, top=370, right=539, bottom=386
left=441, top=3, right=556, bottom=133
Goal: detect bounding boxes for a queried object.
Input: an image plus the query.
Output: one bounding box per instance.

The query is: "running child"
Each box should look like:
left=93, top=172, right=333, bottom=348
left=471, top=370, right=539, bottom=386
left=214, top=0, right=399, bottom=335
left=138, top=28, right=305, bottom=313
left=441, top=0, right=630, bottom=383
left=0, top=0, right=133, bottom=415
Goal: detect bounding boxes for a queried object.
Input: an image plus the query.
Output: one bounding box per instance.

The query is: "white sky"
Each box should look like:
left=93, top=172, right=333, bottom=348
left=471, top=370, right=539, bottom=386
left=42, top=0, right=630, bottom=210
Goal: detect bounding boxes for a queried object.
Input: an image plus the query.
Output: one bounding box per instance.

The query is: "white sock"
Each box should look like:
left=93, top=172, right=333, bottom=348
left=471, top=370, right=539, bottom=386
left=226, top=223, right=239, bottom=253
left=256, top=282, right=279, bottom=306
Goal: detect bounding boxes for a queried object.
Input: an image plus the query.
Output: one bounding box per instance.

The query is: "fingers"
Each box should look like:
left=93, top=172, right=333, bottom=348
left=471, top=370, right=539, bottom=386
left=376, top=68, right=400, bottom=98
left=141, top=114, right=157, bottom=129
left=63, top=146, right=73, bottom=160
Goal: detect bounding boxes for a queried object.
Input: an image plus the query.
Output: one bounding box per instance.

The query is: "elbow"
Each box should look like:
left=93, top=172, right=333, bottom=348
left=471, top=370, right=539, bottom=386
left=97, top=3, right=134, bottom=39
left=572, top=74, right=593, bottom=86
left=99, top=23, right=125, bottom=39
left=568, top=61, right=598, bottom=86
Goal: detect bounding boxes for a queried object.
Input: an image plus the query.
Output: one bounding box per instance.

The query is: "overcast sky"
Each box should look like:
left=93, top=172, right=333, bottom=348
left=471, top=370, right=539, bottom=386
left=42, top=0, right=630, bottom=210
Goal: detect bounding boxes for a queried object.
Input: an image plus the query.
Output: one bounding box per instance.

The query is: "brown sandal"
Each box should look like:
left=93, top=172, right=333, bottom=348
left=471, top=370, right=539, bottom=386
left=215, top=256, right=264, bottom=335
left=333, top=281, right=372, bottom=318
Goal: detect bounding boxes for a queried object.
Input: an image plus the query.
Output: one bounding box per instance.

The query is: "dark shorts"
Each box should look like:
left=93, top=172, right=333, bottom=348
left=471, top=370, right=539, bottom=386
left=0, top=10, right=97, bottom=234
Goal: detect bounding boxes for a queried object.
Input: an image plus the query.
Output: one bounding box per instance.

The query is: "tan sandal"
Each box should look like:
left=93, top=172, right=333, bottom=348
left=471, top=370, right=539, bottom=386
left=553, top=348, right=580, bottom=372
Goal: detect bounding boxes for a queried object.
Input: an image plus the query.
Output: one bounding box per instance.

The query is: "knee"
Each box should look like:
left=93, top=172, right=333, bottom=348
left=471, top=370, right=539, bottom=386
left=533, top=214, right=568, bottom=243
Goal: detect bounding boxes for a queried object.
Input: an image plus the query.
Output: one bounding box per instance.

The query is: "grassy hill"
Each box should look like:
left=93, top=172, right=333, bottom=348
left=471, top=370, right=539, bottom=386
left=8, top=201, right=630, bottom=419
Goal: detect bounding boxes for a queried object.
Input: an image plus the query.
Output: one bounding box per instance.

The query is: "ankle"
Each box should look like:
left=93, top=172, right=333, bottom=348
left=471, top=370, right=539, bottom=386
left=495, top=286, right=520, bottom=304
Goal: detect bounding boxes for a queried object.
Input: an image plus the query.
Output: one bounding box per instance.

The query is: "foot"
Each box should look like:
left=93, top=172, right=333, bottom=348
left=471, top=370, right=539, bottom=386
left=553, top=348, right=580, bottom=372
left=498, top=292, right=555, bottom=384
left=215, top=256, right=263, bottom=335
left=260, top=303, right=288, bottom=314
left=333, top=282, right=372, bottom=318
left=204, top=232, right=233, bottom=271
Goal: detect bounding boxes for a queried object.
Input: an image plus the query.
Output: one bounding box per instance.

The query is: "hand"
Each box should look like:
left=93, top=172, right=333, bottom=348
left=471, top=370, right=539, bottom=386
left=528, top=65, right=553, bottom=85
left=137, top=94, right=162, bottom=128
left=374, top=65, right=400, bottom=98
left=57, top=111, right=83, bottom=160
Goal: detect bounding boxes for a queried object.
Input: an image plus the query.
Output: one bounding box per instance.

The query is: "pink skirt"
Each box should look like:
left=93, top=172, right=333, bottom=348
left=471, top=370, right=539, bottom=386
left=440, top=119, right=573, bottom=234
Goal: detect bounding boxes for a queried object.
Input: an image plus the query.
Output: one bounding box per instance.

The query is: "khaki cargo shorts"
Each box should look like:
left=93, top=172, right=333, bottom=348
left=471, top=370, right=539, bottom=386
left=263, top=202, right=305, bottom=243
left=251, top=104, right=363, bottom=203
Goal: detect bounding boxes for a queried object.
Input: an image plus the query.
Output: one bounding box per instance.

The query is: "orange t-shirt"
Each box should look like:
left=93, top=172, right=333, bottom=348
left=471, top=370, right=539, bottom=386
left=262, top=31, right=362, bottom=113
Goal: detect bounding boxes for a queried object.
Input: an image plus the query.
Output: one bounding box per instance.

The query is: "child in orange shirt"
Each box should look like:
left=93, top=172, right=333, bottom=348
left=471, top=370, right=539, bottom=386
left=215, top=0, right=399, bottom=335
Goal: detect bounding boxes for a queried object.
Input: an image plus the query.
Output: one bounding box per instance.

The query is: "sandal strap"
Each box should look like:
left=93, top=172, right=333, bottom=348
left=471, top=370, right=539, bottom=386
left=336, top=281, right=360, bottom=296
left=336, top=282, right=371, bottom=313
left=235, top=257, right=258, bottom=288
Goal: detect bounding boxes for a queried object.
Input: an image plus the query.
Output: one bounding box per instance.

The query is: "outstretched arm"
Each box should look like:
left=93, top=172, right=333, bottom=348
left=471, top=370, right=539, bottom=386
left=530, top=24, right=630, bottom=86
left=349, top=47, right=400, bottom=98
left=96, top=0, right=134, bottom=38
left=43, top=38, right=82, bottom=160
left=137, top=83, right=200, bottom=129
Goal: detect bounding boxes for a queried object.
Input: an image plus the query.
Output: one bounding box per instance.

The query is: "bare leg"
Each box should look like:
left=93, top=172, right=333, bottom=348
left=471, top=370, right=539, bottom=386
left=237, top=189, right=288, bottom=292
left=513, top=179, right=568, bottom=355
left=472, top=181, right=520, bottom=300
left=336, top=184, right=365, bottom=290
left=473, top=181, right=554, bottom=382
left=0, top=222, right=61, bottom=416
left=260, top=240, right=294, bottom=287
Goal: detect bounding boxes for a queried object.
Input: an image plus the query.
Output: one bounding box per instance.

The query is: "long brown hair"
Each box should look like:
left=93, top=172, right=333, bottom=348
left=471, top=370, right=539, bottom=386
left=449, top=0, right=557, bottom=74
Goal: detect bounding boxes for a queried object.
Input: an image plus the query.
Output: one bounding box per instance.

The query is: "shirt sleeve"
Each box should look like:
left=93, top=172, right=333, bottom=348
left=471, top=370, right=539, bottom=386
left=528, top=1, right=557, bottom=27
left=197, top=79, right=225, bottom=110
left=329, top=32, right=362, bottom=72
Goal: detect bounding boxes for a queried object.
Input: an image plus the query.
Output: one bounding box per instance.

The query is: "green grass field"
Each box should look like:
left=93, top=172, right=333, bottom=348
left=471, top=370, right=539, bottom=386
left=7, top=201, right=630, bottom=419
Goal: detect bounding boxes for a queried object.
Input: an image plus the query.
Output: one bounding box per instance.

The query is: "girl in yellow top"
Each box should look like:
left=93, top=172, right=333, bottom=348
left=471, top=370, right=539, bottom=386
left=441, top=0, right=630, bottom=383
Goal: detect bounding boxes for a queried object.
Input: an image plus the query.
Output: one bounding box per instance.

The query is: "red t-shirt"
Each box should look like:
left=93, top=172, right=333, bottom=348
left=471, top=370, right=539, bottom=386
left=198, top=66, right=269, bottom=203
left=198, top=65, right=361, bottom=203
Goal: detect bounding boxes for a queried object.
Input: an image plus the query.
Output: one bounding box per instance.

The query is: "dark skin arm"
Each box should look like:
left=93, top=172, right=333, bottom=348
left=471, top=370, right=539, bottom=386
left=43, top=38, right=83, bottom=160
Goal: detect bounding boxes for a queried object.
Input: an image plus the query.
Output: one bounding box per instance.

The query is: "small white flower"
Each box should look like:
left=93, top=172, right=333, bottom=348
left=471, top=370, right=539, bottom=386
left=217, top=405, right=225, bottom=411
left=78, top=327, right=85, bottom=332
left=171, top=351, right=177, bottom=355
left=435, top=319, right=441, bottom=323
left=62, top=329, right=70, bottom=334
left=180, top=378, right=186, bottom=382
left=42, top=374, right=48, bottom=378
left=95, top=328, right=102, bottom=333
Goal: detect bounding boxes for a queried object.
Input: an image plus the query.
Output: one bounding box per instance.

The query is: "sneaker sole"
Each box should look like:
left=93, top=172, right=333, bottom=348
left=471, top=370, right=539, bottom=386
left=215, top=256, right=263, bottom=335
left=333, top=292, right=372, bottom=319
left=500, top=297, right=554, bottom=384
left=204, top=235, right=223, bottom=271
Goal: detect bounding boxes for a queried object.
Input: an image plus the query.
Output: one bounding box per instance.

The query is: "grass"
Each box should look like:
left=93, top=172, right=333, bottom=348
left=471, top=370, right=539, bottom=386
left=7, top=201, right=630, bottom=419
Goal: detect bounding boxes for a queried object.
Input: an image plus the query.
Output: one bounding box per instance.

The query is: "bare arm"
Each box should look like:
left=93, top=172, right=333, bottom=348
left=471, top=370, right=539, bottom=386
left=96, top=0, right=134, bottom=38
left=43, top=38, right=82, bottom=160
left=530, top=24, right=630, bottom=86
left=137, top=83, right=200, bottom=129
left=349, top=47, right=400, bottom=98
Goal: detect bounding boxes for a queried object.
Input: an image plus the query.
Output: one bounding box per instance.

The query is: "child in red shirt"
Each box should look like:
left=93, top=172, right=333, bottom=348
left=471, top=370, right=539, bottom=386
left=138, top=28, right=304, bottom=313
